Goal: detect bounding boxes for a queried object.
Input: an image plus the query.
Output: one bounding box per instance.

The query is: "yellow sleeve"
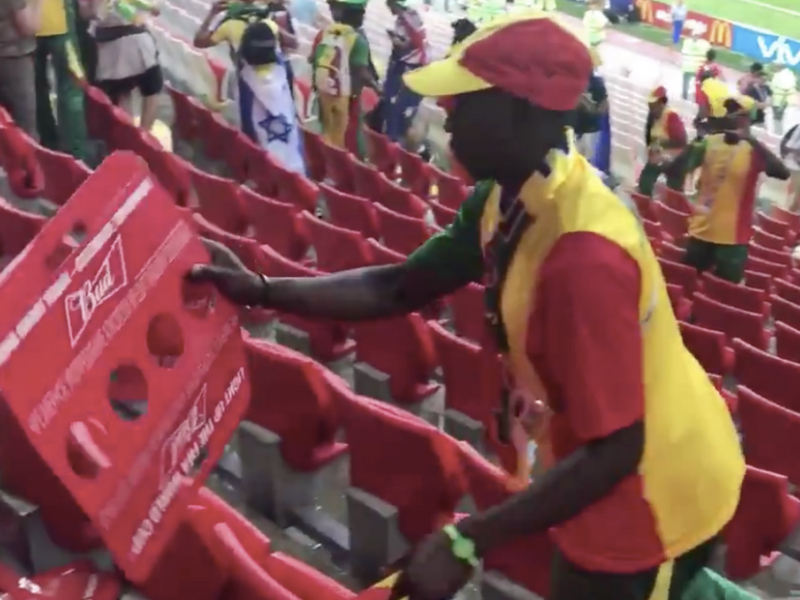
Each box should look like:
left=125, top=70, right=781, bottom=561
left=210, top=20, right=234, bottom=45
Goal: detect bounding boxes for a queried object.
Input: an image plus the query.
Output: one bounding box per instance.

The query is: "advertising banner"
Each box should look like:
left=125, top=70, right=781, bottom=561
left=634, top=0, right=733, bottom=48
left=731, top=23, right=800, bottom=69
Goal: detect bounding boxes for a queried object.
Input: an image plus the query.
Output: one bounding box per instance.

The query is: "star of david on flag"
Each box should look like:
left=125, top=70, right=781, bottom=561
left=259, top=110, right=293, bottom=144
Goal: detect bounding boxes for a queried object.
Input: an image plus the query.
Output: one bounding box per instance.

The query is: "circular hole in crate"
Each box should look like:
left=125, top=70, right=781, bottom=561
left=181, top=276, right=216, bottom=319
left=66, top=419, right=110, bottom=479
left=147, top=313, right=185, bottom=368
left=108, top=364, right=148, bottom=421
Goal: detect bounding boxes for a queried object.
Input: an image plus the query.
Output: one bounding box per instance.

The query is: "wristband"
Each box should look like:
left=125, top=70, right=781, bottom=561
left=442, top=524, right=479, bottom=567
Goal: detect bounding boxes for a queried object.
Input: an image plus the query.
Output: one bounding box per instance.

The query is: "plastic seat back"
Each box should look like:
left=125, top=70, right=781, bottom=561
left=0, top=123, right=44, bottom=199
left=188, top=166, right=249, bottom=234
left=725, top=464, right=800, bottom=580
left=693, top=293, right=769, bottom=350
left=775, top=278, right=800, bottom=306
left=353, top=313, right=439, bottom=404
left=0, top=198, right=46, bottom=259
left=321, top=141, right=356, bottom=192
left=381, top=179, right=427, bottom=219
left=374, top=203, right=431, bottom=255
left=432, top=166, right=468, bottom=210
left=32, top=144, right=91, bottom=206
left=364, top=129, right=398, bottom=177
left=733, top=339, right=800, bottom=412
left=300, top=211, right=372, bottom=271
left=774, top=321, right=800, bottom=363
left=352, top=160, right=389, bottom=204
left=366, top=238, right=405, bottom=264
left=301, top=128, right=326, bottom=181
left=678, top=321, right=732, bottom=376
left=396, top=147, right=433, bottom=199
left=450, top=283, right=489, bottom=345
left=429, top=200, right=457, bottom=227
left=747, top=254, right=787, bottom=278
left=770, top=295, right=800, bottom=332
left=320, top=183, right=380, bottom=239
left=661, top=187, right=692, bottom=213
left=240, top=186, right=308, bottom=262
left=341, top=395, right=467, bottom=544
left=135, top=135, right=194, bottom=207
left=244, top=338, right=345, bottom=470
left=749, top=243, right=792, bottom=267
left=165, top=84, right=201, bottom=143
left=752, top=226, right=786, bottom=250
left=275, top=165, right=319, bottom=214
left=772, top=205, right=800, bottom=231
left=744, top=269, right=772, bottom=291
left=758, top=212, right=791, bottom=240
left=265, top=552, right=356, bottom=600
left=630, top=192, right=657, bottom=222
left=659, top=242, right=684, bottom=262
left=657, top=258, right=698, bottom=297
left=701, top=272, right=766, bottom=314
left=654, top=201, right=689, bottom=242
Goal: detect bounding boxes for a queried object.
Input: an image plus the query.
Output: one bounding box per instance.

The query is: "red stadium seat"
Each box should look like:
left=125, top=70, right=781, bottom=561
left=374, top=203, right=431, bottom=255
left=429, top=200, right=457, bottom=227
left=366, top=238, right=405, bottom=264
left=678, top=321, right=734, bottom=377
left=451, top=282, right=489, bottom=345
left=666, top=284, right=691, bottom=321
left=192, top=213, right=263, bottom=271
left=724, top=464, right=800, bottom=580
left=84, top=85, right=117, bottom=143
left=752, top=226, right=787, bottom=250
left=227, top=130, right=261, bottom=184
left=630, top=192, right=657, bottom=222
left=31, top=144, right=91, bottom=206
left=737, top=386, right=800, bottom=493
left=744, top=270, right=772, bottom=292
left=657, top=258, right=698, bottom=297
left=775, top=278, right=800, bottom=306
left=693, top=293, right=769, bottom=351
left=642, top=219, right=663, bottom=243
left=661, top=187, right=692, bottom=213
left=747, top=254, right=787, bottom=278
left=321, top=141, right=356, bottom=192
left=772, top=294, right=800, bottom=332
left=432, top=166, right=469, bottom=210
left=301, top=128, right=326, bottom=182
left=300, top=211, right=372, bottom=271
left=733, top=339, right=800, bottom=413
left=138, top=137, right=194, bottom=207
left=381, top=179, right=428, bottom=219
left=264, top=552, right=356, bottom=600
left=166, top=84, right=201, bottom=146
left=353, top=313, right=440, bottom=405
left=364, top=129, right=398, bottom=178
left=772, top=205, right=800, bottom=231
left=654, top=201, right=689, bottom=243
left=774, top=321, right=800, bottom=364
left=749, top=243, right=792, bottom=267
left=0, top=123, right=44, bottom=199
left=459, top=444, right=553, bottom=597
left=188, top=165, right=249, bottom=234
left=275, top=168, right=319, bottom=214
left=0, top=198, right=46, bottom=260
left=339, top=395, right=467, bottom=544
left=700, top=272, right=766, bottom=315
left=240, top=187, right=309, bottom=262
left=397, top=147, right=433, bottom=199
left=244, top=338, right=348, bottom=471
left=757, top=212, right=792, bottom=242
left=260, top=244, right=354, bottom=361
left=199, top=110, right=238, bottom=165
left=352, top=159, right=389, bottom=203
left=659, top=242, right=684, bottom=262
left=321, top=183, right=380, bottom=239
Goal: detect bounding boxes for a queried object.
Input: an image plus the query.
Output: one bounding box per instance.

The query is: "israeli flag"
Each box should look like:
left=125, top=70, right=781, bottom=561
left=238, top=62, right=306, bottom=176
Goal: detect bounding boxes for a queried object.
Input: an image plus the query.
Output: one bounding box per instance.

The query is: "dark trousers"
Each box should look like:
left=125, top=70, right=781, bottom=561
left=683, top=237, right=748, bottom=283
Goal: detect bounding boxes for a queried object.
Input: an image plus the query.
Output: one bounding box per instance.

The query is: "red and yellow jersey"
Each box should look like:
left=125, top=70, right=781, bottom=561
left=479, top=144, right=745, bottom=573
left=688, top=134, right=765, bottom=245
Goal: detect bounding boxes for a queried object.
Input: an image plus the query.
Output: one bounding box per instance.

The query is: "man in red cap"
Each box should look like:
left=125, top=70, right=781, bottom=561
left=186, top=14, right=744, bottom=600
left=637, top=85, right=688, bottom=196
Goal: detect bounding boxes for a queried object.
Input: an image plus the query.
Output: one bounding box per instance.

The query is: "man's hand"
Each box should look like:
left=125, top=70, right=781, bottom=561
left=209, top=0, right=228, bottom=15
left=186, top=239, right=267, bottom=307
left=390, top=531, right=473, bottom=600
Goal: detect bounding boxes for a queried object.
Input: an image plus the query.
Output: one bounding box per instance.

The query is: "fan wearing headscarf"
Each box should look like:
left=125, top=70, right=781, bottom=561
left=637, top=85, right=687, bottom=196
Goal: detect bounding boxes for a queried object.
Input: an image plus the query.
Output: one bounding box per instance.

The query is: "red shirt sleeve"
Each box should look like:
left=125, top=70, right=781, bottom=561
left=526, top=232, right=645, bottom=442
left=665, top=111, right=687, bottom=145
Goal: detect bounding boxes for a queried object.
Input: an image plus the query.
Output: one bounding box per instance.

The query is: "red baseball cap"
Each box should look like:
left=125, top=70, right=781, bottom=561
left=403, top=14, right=593, bottom=112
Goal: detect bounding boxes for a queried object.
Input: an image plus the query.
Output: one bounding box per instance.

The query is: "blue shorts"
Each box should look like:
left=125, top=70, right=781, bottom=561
left=672, top=19, right=684, bottom=44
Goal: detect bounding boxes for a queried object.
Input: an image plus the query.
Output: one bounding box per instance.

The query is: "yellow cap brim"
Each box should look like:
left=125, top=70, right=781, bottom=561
left=402, top=57, right=492, bottom=98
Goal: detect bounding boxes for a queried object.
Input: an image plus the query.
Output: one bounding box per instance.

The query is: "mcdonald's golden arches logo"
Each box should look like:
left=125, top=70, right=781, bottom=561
left=709, top=20, right=732, bottom=48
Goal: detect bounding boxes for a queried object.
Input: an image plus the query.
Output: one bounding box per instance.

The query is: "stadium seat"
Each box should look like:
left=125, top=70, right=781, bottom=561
left=241, top=186, right=309, bottom=262
left=165, top=84, right=202, bottom=147
left=700, top=272, right=767, bottom=316
left=364, top=129, right=398, bottom=178
left=0, top=123, right=44, bottom=199
left=654, top=202, right=688, bottom=243
left=260, top=244, right=354, bottom=361
left=321, top=141, right=356, bottom=192
left=630, top=192, right=657, bottom=222
left=352, top=313, right=440, bottom=405
left=752, top=227, right=787, bottom=251
left=320, top=183, right=380, bottom=240
left=275, top=167, right=319, bottom=214
left=31, top=144, right=91, bottom=206
left=678, top=321, right=734, bottom=377
left=771, top=205, right=800, bottom=231
left=459, top=443, right=552, bottom=597
left=339, top=394, right=467, bottom=544
left=244, top=338, right=348, bottom=471
left=744, top=270, right=772, bottom=292
left=451, top=282, right=489, bottom=345
left=397, top=147, right=433, bottom=199
left=0, top=198, right=46, bottom=262
left=692, top=293, right=769, bottom=351
left=757, top=212, right=792, bottom=242
left=301, top=128, right=327, bottom=182
left=661, top=188, right=692, bottom=213
left=737, top=386, right=800, bottom=492
left=775, top=278, right=800, bottom=306
left=429, top=200, right=457, bottom=227
left=747, top=254, right=787, bottom=278
left=732, top=339, right=800, bottom=413
left=137, top=136, right=195, bottom=207
left=659, top=242, right=684, bottom=263
left=749, top=243, right=792, bottom=267
left=264, top=552, right=356, bottom=600
left=352, top=159, right=389, bottom=203
left=432, top=166, right=469, bottom=210
left=774, top=321, right=800, bottom=364
left=300, top=211, right=372, bottom=271
left=666, top=283, right=691, bottom=321
left=199, top=110, right=238, bottom=164
left=192, top=213, right=263, bottom=270
left=724, top=464, right=800, bottom=580
left=243, top=142, right=280, bottom=198
left=366, top=238, right=406, bottom=264
left=657, top=258, right=698, bottom=297
left=188, top=165, right=249, bottom=234
left=227, top=130, right=262, bottom=184
left=83, top=85, right=116, bottom=143
left=381, top=179, right=428, bottom=219
left=642, top=219, right=664, bottom=244
left=374, top=203, right=432, bottom=255
left=771, top=295, right=800, bottom=332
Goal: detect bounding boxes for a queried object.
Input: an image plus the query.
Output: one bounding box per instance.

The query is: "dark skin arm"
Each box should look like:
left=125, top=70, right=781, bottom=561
left=746, top=133, right=791, bottom=180
left=194, top=0, right=228, bottom=48
left=458, top=421, right=644, bottom=555
left=661, top=143, right=697, bottom=177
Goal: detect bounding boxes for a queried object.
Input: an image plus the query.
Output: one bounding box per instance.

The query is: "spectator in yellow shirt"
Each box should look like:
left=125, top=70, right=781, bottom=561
left=35, top=0, right=89, bottom=160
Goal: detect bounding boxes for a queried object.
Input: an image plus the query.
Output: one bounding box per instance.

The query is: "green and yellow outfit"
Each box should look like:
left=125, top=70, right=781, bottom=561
left=35, top=0, right=89, bottom=161
left=637, top=106, right=687, bottom=197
